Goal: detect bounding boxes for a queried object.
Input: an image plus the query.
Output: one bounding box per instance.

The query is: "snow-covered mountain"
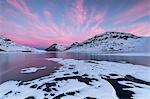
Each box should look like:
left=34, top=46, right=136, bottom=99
left=45, top=43, right=66, bottom=51
left=66, top=32, right=150, bottom=53
left=0, top=35, right=43, bottom=52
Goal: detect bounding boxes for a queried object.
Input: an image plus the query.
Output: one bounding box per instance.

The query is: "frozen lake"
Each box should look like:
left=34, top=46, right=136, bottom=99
left=0, top=52, right=150, bottom=99
left=0, top=52, right=150, bottom=84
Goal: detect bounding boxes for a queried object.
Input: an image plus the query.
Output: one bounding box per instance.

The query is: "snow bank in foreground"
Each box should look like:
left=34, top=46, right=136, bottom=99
left=20, top=66, right=46, bottom=74
left=0, top=58, right=150, bottom=99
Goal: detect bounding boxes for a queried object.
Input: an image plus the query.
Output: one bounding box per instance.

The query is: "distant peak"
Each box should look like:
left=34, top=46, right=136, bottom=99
left=0, top=35, right=12, bottom=42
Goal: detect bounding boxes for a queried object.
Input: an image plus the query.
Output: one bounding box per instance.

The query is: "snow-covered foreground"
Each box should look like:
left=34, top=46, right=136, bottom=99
left=0, top=58, right=150, bottom=99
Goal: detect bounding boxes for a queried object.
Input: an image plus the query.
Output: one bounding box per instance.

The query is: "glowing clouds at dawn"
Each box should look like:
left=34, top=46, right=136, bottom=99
left=0, top=0, right=149, bottom=48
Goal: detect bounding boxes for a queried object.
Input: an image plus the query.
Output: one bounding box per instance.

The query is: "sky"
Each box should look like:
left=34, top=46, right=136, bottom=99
left=0, top=0, right=150, bottom=48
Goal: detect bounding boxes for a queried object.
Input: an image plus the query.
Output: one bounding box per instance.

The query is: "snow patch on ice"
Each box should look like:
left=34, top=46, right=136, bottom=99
left=20, top=66, right=46, bottom=74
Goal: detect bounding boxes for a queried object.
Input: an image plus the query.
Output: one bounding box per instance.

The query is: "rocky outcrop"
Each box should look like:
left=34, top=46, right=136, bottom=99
left=45, top=43, right=59, bottom=51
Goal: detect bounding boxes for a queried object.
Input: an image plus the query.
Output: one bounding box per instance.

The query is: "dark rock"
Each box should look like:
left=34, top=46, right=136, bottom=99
left=4, top=38, right=11, bottom=41
left=45, top=82, right=56, bottom=87
left=125, top=75, right=150, bottom=85
left=18, top=82, right=23, bottom=86
left=43, top=87, right=51, bottom=92
left=23, top=82, right=31, bottom=85
left=53, top=93, right=66, bottom=99
left=82, top=74, right=88, bottom=76
left=52, top=88, right=58, bottom=91
left=76, top=90, right=80, bottom=93
left=68, top=67, right=74, bottom=69
left=45, top=43, right=58, bottom=51
left=14, top=91, right=20, bottom=94
left=109, top=74, right=118, bottom=76
left=85, top=60, right=99, bottom=64
left=64, top=73, right=70, bottom=76
left=0, top=49, right=5, bottom=51
left=4, top=91, right=12, bottom=96
left=69, top=65, right=75, bottom=66
left=73, top=71, right=79, bottom=74
left=30, top=84, right=38, bottom=88
left=134, top=85, right=142, bottom=88
left=22, top=51, right=32, bottom=52
left=102, top=75, right=135, bottom=99
left=25, top=96, right=35, bottom=99
left=44, top=93, right=48, bottom=96
left=54, top=76, right=98, bottom=85
left=50, top=93, right=55, bottom=96
left=66, top=92, right=75, bottom=95
left=37, top=84, right=45, bottom=89
left=84, top=97, right=97, bottom=99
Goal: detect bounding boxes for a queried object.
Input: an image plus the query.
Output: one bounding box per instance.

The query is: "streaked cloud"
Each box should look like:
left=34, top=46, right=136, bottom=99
left=0, top=0, right=149, bottom=48
left=112, top=22, right=150, bottom=36
left=114, top=0, right=149, bottom=24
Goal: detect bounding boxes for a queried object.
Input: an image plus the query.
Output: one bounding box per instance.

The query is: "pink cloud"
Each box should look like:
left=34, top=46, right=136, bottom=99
left=6, top=0, right=38, bottom=20
left=43, top=9, right=60, bottom=35
left=67, top=0, right=86, bottom=25
left=127, top=23, right=150, bottom=36
left=2, top=10, right=73, bottom=47
left=75, top=0, right=85, bottom=24
left=4, top=0, right=148, bottom=49
left=44, top=9, right=51, bottom=18
left=1, top=29, right=52, bottom=48
left=0, top=21, right=18, bottom=27
left=81, top=9, right=106, bottom=34
left=84, top=24, right=105, bottom=39
left=4, top=8, right=21, bottom=17
left=6, top=0, right=30, bottom=13
left=1, top=9, right=52, bottom=39
left=2, top=0, right=109, bottom=48
left=114, top=0, right=149, bottom=24
left=112, top=22, right=150, bottom=36
left=43, top=9, right=80, bottom=43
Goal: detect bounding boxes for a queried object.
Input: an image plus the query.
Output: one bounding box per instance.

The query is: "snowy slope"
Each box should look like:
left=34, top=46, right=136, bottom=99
left=66, top=32, right=150, bottom=53
left=0, top=35, right=43, bottom=52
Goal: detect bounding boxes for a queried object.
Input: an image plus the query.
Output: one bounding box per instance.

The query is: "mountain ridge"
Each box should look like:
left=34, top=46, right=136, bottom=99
left=0, top=35, right=44, bottom=52
left=65, top=32, right=150, bottom=53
